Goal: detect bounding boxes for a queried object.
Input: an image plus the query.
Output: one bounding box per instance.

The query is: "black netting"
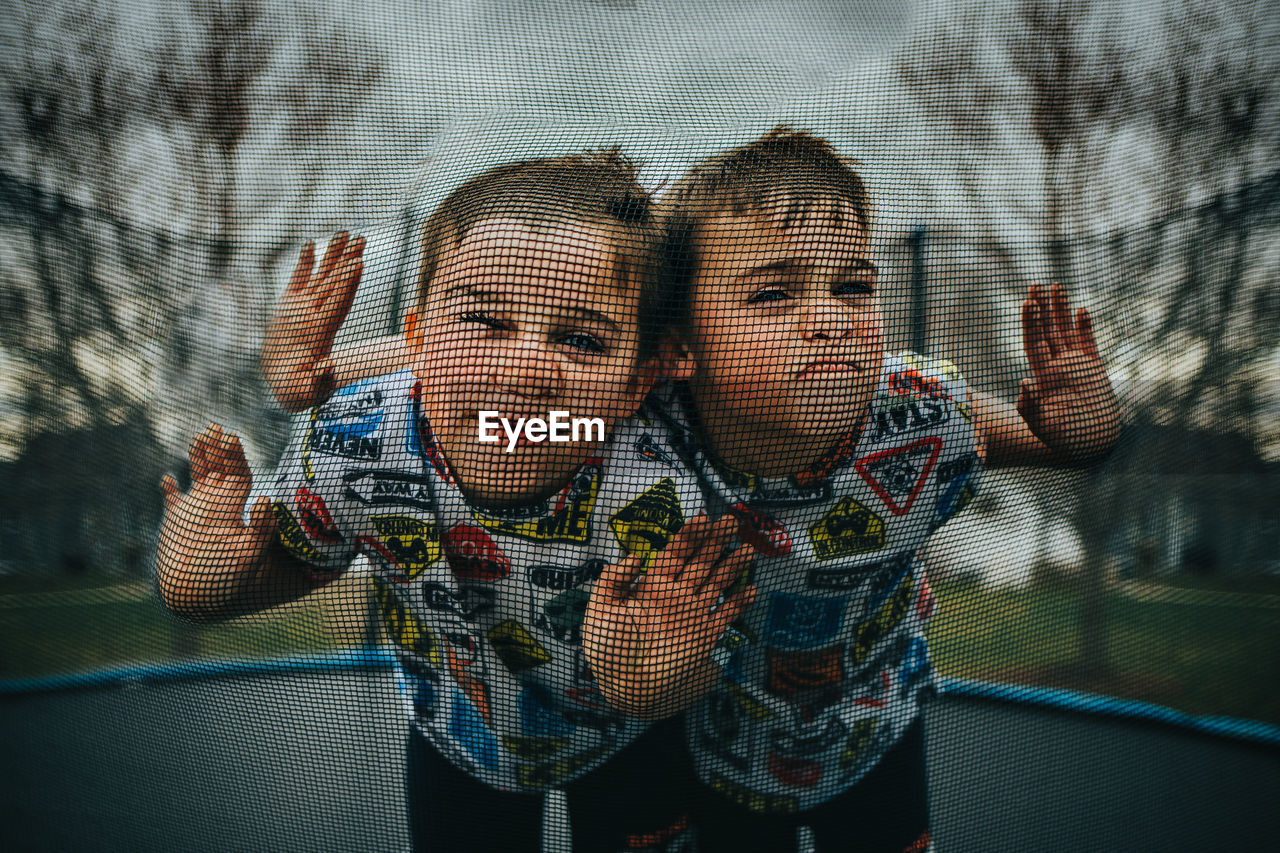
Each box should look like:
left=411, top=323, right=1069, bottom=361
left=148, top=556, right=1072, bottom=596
left=1, top=1, right=1277, bottom=852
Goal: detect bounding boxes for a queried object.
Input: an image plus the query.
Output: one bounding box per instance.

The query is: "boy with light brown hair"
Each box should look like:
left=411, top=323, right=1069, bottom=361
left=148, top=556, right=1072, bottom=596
left=589, top=128, right=1118, bottom=851
left=158, top=151, right=755, bottom=853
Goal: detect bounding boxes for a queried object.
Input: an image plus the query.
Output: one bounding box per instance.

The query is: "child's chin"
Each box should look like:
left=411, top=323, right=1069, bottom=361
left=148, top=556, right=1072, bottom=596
left=463, top=475, right=557, bottom=508
left=462, top=453, right=571, bottom=502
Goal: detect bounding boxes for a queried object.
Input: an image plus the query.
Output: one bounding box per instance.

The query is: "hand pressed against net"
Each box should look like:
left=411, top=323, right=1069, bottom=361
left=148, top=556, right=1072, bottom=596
left=584, top=514, right=757, bottom=720
left=261, top=231, right=364, bottom=412
left=157, top=425, right=313, bottom=621
left=1016, top=282, right=1120, bottom=462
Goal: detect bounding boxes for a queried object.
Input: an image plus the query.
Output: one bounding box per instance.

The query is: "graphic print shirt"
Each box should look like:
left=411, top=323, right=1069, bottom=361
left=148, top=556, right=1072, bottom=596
left=267, top=370, right=704, bottom=792
left=653, top=353, right=983, bottom=813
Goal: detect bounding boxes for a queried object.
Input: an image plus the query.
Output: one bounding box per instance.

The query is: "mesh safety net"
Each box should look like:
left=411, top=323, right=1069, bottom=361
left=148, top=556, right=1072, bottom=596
left=1, top=1, right=1277, bottom=852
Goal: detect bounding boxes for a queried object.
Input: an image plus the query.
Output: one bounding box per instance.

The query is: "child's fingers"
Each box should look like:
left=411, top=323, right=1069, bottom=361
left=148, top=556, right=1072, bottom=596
left=1022, top=296, right=1052, bottom=376
left=246, top=497, right=277, bottom=546
left=649, top=513, right=711, bottom=579
left=189, top=425, right=219, bottom=482
left=317, top=231, right=350, bottom=282
left=214, top=430, right=252, bottom=481
left=594, top=553, right=647, bottom=602
left=1015, top=378, right=1038, bottom=423
left=160, top=474, right=181, bottom=512
left=710, top=584, right=756, bottom=630
left=703, top=540, right=755, bottom=596
left=1051, top=283, right=1073, bottom=343
left=205, top=425, right=238, bottom=475
left=1075, top=308, right=1102, bottom=359
left=313, top=358, right=337, bottom=403
left=345, top=235, right=366, bottom=266
left=320, top=242, right=362, bottom=332
left=676, top=515, right=736, bottom=587
left=287, top=241, right=315, bottom=294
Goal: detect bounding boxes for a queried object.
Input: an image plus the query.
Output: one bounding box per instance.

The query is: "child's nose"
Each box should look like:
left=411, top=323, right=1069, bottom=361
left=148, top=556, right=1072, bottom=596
left=489, top=341, right=562, bottom=399
left=800, top=298, right=855, bottom=341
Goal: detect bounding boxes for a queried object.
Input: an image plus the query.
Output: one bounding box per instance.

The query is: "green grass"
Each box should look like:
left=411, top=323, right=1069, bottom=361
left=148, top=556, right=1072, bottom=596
left=0, top=575, right=370, bottom=680
left=2, top=575, right=1277, bottom=727
left=928, top=581, right=1280, bottom=725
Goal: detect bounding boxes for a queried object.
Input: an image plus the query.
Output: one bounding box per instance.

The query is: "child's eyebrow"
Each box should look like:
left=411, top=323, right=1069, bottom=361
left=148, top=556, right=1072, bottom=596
left=446, top=285, right=621, bottom=329
left=735, top=260, right=793, bottom=281
left=735, top=257, right=878, bottom=280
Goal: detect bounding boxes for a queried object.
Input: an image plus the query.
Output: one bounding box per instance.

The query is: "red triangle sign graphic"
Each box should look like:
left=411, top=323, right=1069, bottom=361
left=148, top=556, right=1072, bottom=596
left=854, top=437, right=942, bottom=516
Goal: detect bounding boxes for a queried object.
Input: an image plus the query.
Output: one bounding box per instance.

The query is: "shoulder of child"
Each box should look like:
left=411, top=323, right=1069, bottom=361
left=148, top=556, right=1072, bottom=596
left=267, top=368, right=423, bottom=573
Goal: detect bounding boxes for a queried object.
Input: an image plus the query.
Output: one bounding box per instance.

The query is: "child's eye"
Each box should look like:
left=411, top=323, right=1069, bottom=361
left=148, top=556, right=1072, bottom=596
left=458, top=310, right=504, bottom=329
left=560, top=332, right=606, bottom=353
left=834, top=280, right=875, bottom=297
left=747, top=287, right=791, bottom=304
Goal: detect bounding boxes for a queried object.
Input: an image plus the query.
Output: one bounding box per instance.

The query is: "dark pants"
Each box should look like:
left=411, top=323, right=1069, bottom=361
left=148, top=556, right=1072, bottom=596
left=693, top=720, right=931, bottom=853
left=406, top=714, right=697, bottom=853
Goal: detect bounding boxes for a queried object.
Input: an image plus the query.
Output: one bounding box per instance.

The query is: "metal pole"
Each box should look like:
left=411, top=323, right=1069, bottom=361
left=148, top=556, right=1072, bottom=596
left=908, top=225, right=927, bottom=355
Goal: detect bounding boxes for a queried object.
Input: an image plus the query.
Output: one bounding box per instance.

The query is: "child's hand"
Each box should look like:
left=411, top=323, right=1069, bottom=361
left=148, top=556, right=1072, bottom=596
left=583, top=514, right=757, bottom=720
left=156, top=424, right=277, bottom=619
left=262, top=233, right=364, bottom=412
left=1017, top=283, right=1120, bottom=462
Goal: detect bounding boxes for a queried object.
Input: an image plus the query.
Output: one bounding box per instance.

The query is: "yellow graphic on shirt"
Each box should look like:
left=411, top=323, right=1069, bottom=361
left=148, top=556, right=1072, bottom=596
left=847, top=573, right=915, bottom=669
left=272, top=501, right=324, bottom=564
left=371, top=514, right=441, bottom=581
left=808, top=497, right=886, bottom=561
left=376, top=585, right=441, bottom=666
left=474, top=462, right=602, bottom=544
left=838, top=719, right=879, bottom=769
left=516, top=742, right=616, bottom=788
left=900, top=352, right=961, bottom=383
left=488, top=620, right=553, bottom=673
left=707, top=773, right=799, bottom=814
left=300, top=409, right=318, bottom=481
left=721, top=681, right=773, bottom=722
left=502, top=735, right=570, bottom=762
left=609, top=478, right=685, bottom=568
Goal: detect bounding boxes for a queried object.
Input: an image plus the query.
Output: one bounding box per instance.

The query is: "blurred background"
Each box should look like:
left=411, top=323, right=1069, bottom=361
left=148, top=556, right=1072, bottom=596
left=0, top=0, right=1276, bottom=729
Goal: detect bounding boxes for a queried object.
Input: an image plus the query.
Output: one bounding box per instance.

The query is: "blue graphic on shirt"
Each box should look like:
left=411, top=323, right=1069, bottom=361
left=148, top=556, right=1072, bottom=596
left=309, top=378, right=386, bottom=460
left=898, top=636, right=930, bottom=690
left=450, top=689, right=500, bottom=772
left=520, top=684, right=575, bottom=739
left=765, top=592, right=849, bottom=649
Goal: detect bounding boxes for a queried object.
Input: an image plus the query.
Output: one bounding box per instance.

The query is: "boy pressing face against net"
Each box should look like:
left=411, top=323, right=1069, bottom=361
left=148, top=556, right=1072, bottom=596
left=612, top=128, right=1120, bottom=852
left=158, top=152, right=755, bottom=853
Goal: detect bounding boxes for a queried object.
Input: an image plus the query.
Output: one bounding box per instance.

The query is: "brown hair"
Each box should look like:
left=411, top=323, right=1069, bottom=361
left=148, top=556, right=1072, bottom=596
left=416, top=150, right=669, bottom=350
left=661, top=127, right=873, bottom=325
left=664, top=126, right=871, bottom=229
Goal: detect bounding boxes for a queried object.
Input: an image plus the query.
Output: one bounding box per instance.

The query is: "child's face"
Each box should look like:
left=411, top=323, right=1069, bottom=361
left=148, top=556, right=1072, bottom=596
left=408, top=217, right=652, bottom=507
left=687, top=204, right=885, bottom=464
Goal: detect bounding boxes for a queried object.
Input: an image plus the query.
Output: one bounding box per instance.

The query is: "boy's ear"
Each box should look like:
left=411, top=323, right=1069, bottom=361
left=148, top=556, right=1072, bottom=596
left=403, top=310, right=424, bottom=357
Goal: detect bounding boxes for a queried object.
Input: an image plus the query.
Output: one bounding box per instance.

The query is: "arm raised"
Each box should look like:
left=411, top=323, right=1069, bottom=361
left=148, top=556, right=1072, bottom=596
left=156, top=424, right=319, bottom=622
left=975, top=283, right=1120, bottom=467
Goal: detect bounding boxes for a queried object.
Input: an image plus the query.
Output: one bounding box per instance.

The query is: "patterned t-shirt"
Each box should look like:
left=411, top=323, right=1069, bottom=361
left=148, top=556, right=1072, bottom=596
left=653, top=352, right=983, bottom=813
left=266, top=369, right=704, bottom=793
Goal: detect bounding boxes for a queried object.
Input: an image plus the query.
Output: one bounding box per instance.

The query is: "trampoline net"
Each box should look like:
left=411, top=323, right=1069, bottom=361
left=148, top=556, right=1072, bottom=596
left=1, top=1, right=1277, bottom=852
